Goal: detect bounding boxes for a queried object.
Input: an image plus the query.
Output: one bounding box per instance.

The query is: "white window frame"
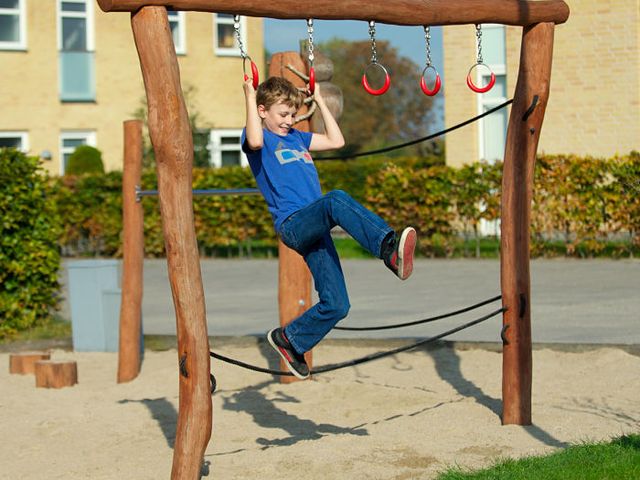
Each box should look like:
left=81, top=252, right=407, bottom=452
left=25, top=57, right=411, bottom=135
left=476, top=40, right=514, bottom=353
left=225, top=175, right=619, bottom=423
left=167, top=10, right=186, bottom=55
left=0, top=0, right=27, bottom=50
left=214, top=13, right=245, bottom=57
left=59, top=130, right=96, bottom=175
left=0, top=131, right=29, bottom=152
left=209, top=129, right=247, bottom=168
left=57, top=0, right=95, bottom=52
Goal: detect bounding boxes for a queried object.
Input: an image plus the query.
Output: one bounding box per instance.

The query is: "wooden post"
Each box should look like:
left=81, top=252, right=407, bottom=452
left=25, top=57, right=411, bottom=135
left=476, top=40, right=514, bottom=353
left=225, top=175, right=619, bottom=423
left=131, top=7, right=211, bottom=479
left=118, top=119, right=144, bottom=383
left=9, top=352, right=51, bottom=374
left=35, top=360, right=78, bottom=388
left=270, top=52, right=314, bottom=383
left=501, top=22, right=555, bottom=426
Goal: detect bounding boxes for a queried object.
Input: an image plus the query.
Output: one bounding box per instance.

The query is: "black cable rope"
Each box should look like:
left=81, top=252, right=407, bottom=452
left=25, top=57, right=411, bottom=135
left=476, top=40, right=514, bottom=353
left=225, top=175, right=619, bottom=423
left=209, top=306, right=506, bottom=380
left=315, top=98, right=514, bottom=161
left=334, top=294, right=501, bottom=331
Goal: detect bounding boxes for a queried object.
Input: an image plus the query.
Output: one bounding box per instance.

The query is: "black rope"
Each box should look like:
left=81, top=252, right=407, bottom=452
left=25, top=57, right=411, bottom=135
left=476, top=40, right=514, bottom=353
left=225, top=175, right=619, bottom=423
left=209, top=306, right=506, bottom=379
left=333, top=294, right=501, bottom=331
left=315, top=99, right=514, bottom=161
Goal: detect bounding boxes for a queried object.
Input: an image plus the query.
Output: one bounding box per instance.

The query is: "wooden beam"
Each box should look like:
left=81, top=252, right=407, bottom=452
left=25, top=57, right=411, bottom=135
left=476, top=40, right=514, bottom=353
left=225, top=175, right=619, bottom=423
left=98, top=0, right=569, bottom=26
left=500, top=22, right=555, bottom=426
left=118, top=119, right=144, bottom=384
left=131, top=7, right=212, bottom=479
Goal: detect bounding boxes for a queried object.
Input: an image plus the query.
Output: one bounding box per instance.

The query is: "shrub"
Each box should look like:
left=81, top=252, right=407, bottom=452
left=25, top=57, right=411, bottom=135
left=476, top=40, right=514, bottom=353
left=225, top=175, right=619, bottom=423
left=66, top=145, right=104, bottom=175
left=0, top=149, right=61, bottom=338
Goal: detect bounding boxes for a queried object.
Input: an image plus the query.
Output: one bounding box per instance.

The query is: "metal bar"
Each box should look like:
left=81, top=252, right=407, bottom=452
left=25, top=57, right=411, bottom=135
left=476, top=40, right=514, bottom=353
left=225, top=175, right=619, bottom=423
left=136, top=187, right=261, bottom=201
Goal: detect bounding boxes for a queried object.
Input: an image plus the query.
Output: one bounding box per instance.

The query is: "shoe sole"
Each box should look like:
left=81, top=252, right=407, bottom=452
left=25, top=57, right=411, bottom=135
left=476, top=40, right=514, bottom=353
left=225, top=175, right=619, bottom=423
left=396, top=227, right=417, bottom=280
left=267, top=328, right=309, bottom=380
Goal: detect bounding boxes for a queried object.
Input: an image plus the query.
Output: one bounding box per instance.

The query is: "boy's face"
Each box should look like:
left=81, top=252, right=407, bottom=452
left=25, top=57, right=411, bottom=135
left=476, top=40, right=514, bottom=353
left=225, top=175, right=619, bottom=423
left=258, top=100, right=298, bottom=136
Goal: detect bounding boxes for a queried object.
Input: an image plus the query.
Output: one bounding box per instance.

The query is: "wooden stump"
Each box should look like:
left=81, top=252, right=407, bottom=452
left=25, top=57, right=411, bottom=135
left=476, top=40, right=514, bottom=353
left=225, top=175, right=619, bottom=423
left=35, top=360, right=78, bottom=389
left=9, top=352, right=51, bottom=375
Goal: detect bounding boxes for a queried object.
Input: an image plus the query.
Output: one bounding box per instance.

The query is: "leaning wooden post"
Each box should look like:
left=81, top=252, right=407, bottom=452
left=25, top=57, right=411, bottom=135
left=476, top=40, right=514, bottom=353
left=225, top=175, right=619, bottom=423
left=118, top=119, right=144, bottom=383
left=270, top=52, right=314, bottom=383
left=131, top=7, right=212, bottom=478
left=501, top=22, right=555, bottom=425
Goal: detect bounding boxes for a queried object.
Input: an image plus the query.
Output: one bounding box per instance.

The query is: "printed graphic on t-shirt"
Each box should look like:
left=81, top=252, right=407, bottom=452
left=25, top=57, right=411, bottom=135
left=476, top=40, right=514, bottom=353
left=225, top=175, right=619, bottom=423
left=274, top=140, right=313, bottom=165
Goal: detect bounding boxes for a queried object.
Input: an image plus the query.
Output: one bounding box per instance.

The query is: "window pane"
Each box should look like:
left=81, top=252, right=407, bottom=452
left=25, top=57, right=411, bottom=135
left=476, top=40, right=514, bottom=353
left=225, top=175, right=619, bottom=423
left=63, top=138, right=86, bottom=148
left=217, top=13, right=233, bottom=20
left=169, top=20, right=179, bottom=45
left=220, top=136, right=240, bottom=145
left=482, top=106, right=507, bottom=162
left=0, top=137, right=21, bottom=148
left=221, top=151, right=240, bottom=167
left=60, top=51, right=95, bottom=101
left=0, top=0, right=19, bottom=8
left=62, top=17, right=87, bottom=51
left=167, top=10, right=178, bottom=19
left=483, top=74, right=506, bottom=100
left=61, top=2, right=86, bottom=12
left=0, top=14, right=19, bottom=42
left=481, top=26, right=506, bottom=66
left=217, top=24, right=235, bottom=49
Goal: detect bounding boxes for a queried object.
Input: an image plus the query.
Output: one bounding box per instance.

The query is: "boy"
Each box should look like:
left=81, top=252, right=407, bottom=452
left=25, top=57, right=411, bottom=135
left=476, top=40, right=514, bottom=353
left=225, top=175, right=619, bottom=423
left=242, top=76, right=417, bottom=379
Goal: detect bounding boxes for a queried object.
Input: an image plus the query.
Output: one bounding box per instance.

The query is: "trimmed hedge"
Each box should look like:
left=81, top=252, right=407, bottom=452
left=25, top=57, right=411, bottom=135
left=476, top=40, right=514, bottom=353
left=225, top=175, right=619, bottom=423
left=48, top=153, right=640, bottom=259
left=0, top=149, right=61, bottom=338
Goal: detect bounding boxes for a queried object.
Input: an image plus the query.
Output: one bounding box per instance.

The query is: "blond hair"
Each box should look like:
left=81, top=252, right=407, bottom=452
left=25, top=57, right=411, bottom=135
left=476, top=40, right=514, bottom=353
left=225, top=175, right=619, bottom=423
left=256, top=77, right=303, bottom=111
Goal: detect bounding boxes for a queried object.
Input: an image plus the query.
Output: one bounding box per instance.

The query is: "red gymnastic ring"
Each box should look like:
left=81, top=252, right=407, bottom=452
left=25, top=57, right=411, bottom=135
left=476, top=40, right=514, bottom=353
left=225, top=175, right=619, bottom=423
left=362, top=63, right=391, bottom=96
left=466, top=63, right=495, bottom=94
left=420, top=65, right=441, bottom=96
left=308, top=67, right=316, bottom=94
left=243, top=57, right=259, bottom=90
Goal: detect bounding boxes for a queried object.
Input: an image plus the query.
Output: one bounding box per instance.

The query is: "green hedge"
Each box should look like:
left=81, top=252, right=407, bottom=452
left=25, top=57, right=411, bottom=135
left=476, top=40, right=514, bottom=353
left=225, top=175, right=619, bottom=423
left=48, top=153, right=639, bottom=259
left=0, top=149, right=61, bottom=338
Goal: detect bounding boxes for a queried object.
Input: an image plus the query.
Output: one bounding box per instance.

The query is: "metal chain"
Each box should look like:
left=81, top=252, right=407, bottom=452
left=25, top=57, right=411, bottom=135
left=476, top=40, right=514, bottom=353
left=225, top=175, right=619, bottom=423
left=475, top=24, right=483, bottom=64
left=307, top=19, right=314, bottom=66
left=234, top=15, right=247, bottom=59
left=423, top=26, right=432, bottom=67
left=368, top=20, right=378, bottom=64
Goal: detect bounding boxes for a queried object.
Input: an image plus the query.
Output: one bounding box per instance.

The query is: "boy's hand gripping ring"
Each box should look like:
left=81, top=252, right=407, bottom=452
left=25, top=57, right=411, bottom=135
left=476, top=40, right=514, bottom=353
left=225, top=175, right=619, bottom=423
left=243, top=56, right=259, bottom=90
left=466, top=63, right=495, bottom=93
left=420, top=65, right=441, bottom=96
left=362, top=62, right=391, bottom=96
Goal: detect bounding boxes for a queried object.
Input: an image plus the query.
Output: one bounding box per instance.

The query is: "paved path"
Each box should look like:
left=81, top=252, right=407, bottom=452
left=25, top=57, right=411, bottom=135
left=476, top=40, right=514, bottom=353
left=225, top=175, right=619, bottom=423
left=61, top=258, right=639, bottom=344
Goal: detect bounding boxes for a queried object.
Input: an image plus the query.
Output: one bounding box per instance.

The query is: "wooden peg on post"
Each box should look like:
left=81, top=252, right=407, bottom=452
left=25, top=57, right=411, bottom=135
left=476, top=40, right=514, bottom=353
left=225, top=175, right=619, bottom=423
left=131, top=7, right=212, bottom=479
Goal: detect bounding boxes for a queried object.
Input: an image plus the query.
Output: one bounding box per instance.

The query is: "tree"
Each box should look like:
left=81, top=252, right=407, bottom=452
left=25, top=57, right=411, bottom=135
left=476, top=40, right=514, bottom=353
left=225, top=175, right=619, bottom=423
left=318, top=39, right=438, bottom=157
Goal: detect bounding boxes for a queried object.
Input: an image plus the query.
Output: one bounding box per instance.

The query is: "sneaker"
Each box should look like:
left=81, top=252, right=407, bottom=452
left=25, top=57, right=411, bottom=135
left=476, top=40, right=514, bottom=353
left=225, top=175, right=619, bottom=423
left=267, top=328, right=310, bottom=379
left=385, top=227, right=417, bottom=280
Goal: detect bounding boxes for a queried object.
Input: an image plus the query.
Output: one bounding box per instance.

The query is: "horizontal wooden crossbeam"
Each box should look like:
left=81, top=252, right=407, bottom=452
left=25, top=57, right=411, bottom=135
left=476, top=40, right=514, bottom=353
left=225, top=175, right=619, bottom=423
left=97, top=0, right=569, bottom=27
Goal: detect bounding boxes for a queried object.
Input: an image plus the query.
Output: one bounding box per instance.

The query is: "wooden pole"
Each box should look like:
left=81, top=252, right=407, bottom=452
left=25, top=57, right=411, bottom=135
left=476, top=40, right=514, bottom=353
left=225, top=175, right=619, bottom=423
left=118, top=119, right=144, bottom=383
left=97, top=0, right=570, bottom=27
left=501, top=22, right=555, bottom=426
left=271, top=52, right=314, bottom=383
left=131, top=7, right=212, bottom=478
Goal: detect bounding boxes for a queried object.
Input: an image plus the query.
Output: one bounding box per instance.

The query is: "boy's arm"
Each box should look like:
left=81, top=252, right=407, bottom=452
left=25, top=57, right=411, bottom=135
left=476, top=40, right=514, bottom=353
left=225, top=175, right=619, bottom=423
left=309, top=83, right=345, bottom=152
left=243, top=78, right=263, bottom=150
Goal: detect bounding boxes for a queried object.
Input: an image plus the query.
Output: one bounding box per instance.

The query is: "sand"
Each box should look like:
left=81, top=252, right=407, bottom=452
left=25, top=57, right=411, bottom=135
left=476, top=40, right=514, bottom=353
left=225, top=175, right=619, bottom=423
left=1, top=341, right=638, bottom=479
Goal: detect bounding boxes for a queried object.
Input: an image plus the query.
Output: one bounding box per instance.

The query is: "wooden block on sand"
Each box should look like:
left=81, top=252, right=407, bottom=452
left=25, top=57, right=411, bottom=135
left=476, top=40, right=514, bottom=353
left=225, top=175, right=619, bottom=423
left=9, top=352, right=51, bottom=375
left=35, top=360, right=78, bottom=389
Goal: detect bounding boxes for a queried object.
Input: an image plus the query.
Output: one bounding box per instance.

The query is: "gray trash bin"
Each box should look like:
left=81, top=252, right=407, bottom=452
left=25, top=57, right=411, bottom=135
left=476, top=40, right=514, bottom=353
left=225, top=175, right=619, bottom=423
left=67, top=259, right=121, bottom=352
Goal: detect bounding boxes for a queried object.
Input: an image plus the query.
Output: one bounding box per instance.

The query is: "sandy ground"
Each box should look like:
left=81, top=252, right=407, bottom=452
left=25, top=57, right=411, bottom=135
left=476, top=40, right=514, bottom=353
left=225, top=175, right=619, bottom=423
left=1, top=341, right=639, bottom=479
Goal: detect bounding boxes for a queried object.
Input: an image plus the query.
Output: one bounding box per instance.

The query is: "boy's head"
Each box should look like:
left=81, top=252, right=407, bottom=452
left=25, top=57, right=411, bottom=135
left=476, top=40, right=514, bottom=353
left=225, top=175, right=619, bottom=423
left=256, top=77, right=304, bottom=135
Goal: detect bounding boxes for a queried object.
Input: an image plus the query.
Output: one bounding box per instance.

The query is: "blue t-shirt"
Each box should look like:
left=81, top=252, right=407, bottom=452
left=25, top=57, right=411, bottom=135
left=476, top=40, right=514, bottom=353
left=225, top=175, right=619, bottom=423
left=242, top=127, right=322, bottom=231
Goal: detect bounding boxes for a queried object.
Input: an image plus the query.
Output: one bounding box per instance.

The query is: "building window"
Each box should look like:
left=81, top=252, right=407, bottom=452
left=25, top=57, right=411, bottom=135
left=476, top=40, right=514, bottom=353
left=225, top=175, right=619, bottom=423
left=59, top=131, right=96, bottom=174
left=209, top=129, right=247, bottom=168
left=167, top=9, right=186, bottom=54
left=0, top=131, right=29, bottom=152
left=214, top=13, right=245, bottom=57
left=0, top=0, right=26, bottom=50
left=476, top=24, right=507, bottom=163
left=58, top=0, right=95, bottom=102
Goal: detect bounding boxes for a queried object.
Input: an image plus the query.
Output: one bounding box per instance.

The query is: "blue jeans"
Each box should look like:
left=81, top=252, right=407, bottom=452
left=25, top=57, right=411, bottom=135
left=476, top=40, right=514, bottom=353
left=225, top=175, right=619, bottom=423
left=277, top=190, right=393, bottom=353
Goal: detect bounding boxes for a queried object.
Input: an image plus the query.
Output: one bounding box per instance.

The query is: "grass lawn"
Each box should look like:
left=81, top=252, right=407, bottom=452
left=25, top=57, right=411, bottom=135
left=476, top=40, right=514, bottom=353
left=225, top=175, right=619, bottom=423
left=437, top=434, right=640, bottom=480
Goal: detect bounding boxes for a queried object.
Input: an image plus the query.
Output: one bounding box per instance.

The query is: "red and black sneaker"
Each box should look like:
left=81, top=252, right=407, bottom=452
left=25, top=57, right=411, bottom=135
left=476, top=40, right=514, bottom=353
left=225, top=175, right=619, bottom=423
left=267, top=328, right=310, bottom=379
left=385, top=227, right=417, bottom=280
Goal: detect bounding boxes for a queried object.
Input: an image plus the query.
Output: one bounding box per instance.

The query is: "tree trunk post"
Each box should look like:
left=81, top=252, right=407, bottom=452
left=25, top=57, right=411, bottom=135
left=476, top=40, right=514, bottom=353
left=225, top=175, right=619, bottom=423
left=131, top=7, right=212, bottom=478
left=118, top=119, right=144, bottom=383
left=501, top=22, right=555, bottom=426
left=270, top=52, right=314, bottom=383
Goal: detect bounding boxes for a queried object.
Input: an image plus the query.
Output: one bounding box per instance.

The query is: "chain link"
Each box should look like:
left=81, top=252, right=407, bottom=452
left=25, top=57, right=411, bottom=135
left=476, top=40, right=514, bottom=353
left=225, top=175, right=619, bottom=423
left=307, top=19, right=314, bottom=65
left=423, top=26, right=432, bottom=67
left=234, top=15, right=247, bottom=59
left=475, top=24, right=483, bottom=64
left=368, top=20, right=378, bottom=64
